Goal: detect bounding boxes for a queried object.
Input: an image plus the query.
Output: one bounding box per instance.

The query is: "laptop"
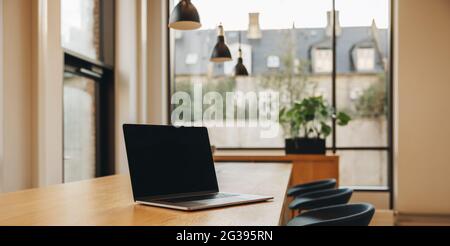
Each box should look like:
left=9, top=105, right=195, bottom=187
left=123, top=124, right=273, bottom=211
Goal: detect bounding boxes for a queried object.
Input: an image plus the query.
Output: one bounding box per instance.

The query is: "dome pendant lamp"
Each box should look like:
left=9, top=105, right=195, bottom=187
left=235, top=50, right=249, bottom=77
left=210, top=24, right=232, bottom=63
left=235, top=32, right=249, bottom=76
left=168, top=0, right=201, bottom=30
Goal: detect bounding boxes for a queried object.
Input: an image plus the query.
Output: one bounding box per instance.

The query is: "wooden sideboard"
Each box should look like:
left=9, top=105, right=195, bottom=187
left=214, top=154, right=339, bottom=186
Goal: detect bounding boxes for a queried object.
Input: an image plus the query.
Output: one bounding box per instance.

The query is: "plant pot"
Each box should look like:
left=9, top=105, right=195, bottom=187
left=285, top=138, right=326, bottom=155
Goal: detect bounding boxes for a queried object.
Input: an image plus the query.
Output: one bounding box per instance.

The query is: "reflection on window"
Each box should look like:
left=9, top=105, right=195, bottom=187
left=63, top=73, right=97, bottom=183
left=61, top=0, right=100, bottom=60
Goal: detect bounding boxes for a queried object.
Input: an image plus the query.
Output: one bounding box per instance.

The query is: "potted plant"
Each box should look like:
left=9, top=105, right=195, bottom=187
left=279, top=96, right=351, bottom=155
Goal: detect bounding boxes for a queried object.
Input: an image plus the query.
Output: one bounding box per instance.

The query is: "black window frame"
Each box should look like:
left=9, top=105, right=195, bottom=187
left=62, top=0, right=115, bottom=181
left=166, top=0, right=394, bottom=208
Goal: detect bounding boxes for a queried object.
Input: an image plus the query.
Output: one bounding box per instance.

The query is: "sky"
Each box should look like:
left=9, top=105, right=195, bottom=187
left=186, top=0, right=390, bottom=30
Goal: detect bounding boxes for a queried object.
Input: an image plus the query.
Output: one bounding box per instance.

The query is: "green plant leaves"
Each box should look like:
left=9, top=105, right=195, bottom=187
left=320, top=122, right=332, bottom=138
left=336, top=112, right=351, bottom=126
left=280, top=96, right=351, bottom=139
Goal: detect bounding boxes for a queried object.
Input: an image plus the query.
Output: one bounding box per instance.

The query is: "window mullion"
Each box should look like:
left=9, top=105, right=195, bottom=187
left=331, top=0, right=337, bottom=154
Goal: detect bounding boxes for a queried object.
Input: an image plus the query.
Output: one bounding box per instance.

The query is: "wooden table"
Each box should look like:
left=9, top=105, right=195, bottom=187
left=0, top=163, right=292, bottom=226
left=214, top=154, right=339, bottom=186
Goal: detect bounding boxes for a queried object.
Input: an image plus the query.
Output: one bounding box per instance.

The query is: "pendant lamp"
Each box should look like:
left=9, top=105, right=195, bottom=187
left=168, top=0, right=201, bottom=30
left=235, top=32, right=249, bottom=76
left=210, top=24, right=232, bottom=63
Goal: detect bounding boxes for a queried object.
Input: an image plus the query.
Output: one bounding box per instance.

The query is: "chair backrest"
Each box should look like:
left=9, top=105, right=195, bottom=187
left=290, top=188, right=353, bottom=211
left=299, top=179, right=337, bottom=188
left=288, top=179, right=337, bottom=197
left=288, top=203, right=375, bottom=226
left=300, top=188, right=352, bottom=199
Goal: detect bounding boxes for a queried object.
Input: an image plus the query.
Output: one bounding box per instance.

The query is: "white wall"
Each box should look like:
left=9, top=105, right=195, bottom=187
left=395, top=0, right=450, bottom=215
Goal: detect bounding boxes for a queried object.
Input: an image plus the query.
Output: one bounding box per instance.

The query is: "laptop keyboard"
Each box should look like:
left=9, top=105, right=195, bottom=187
left=161, top=193, right=239, bottom=204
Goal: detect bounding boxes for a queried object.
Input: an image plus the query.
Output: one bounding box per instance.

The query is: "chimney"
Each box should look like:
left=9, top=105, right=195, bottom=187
left=247, top=13, right=262, bottom=39
left=326, top=11, right=341, bottom=37
left=370, top=19, right=388, bottom=70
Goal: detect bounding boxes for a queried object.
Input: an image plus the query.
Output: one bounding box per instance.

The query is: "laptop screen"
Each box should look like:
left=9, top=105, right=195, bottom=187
left=123, top=125, right=219, bottom=200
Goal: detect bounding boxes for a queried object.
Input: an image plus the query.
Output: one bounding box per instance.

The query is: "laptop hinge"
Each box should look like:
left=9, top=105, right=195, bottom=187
left=139, top=191, right=219, bottom=202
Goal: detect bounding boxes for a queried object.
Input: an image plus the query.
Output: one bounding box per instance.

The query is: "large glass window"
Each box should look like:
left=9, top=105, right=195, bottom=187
left=171, top=0, right=333, bottom=148
left=335, top=0, right=390, bottom=188
left=63, top=74, right=98, bottom=182
left=61, top=0, right=101, bottom=60
left=61, top=0, right=115, bottom=183
left=169, top=0, right=392, bottom=189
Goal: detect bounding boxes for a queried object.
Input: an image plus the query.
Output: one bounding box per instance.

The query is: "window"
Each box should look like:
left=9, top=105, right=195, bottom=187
left=61, top=0, right=115, bottom=183
left=313, top=48, right=333, bottom=73
left=171, top=0, right=333, bottom=148
left=169, top=0, right=392, bottom=193
left=335, top=0, right=391, bottom=190
left=267, top=56, right=280, bottom=69
left=63, top=73, right=98, bottom=182
left=355, top=47, right=375, bottom=71
left=61, top=0, right=101, bottom=60
left=185, top=53, right=199, bottom=65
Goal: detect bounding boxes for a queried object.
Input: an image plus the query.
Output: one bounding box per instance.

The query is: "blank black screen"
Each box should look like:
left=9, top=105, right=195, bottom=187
left=123, top=125, right=219, bottom=200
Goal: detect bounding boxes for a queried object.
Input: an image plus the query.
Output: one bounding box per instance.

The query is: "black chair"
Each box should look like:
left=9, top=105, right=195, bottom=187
left=289, top=188, right=353, bottom=211
left=287, top=179, right=336, bottom=197
left=287, top=203, right=375, bottom=226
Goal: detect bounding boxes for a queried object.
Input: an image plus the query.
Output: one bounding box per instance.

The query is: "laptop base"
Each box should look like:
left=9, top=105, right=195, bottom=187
left=136, top=193, right=273, bottom=211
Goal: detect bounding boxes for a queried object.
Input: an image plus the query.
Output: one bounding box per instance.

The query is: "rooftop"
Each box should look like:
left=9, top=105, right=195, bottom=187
left=174, top=26, right=389, bottom=76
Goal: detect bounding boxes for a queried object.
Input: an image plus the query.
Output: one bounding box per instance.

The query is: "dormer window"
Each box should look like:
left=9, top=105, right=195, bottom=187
left=267, top=56, right=280, bottom=69
left=355, top=47, right=375, bottom=71
left=185, top=53, right=198, bottom=65
left=313, top=48, right=332, bottom=73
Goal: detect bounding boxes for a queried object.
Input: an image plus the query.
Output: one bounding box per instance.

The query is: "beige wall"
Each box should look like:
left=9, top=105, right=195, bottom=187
left=31, top=0, right=63, bottom=187
left=1, top=0, right=33, bottom=192
left=395, top=0, right=450, bottom=214
left=0, top=0, right=168, bottom=190
left=115, top=0, right=169, bottom=174
left=351, top=191, right=390, bottom=210
left=115, top=0, right=139, bottom=174
left=0, top=0, right=4, bottom=192
left=0, top=0, right=63, bottom=192
left=146, top=0, right=169, bottom=125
